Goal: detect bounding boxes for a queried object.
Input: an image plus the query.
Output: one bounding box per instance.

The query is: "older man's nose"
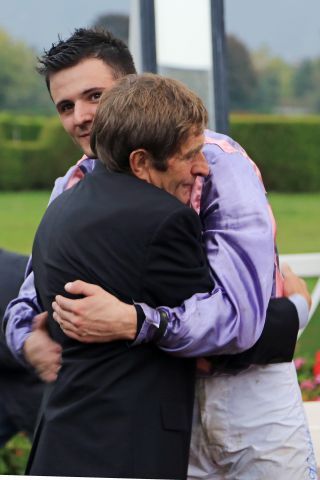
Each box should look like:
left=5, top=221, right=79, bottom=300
left=192, top=152, right=209, bottom=177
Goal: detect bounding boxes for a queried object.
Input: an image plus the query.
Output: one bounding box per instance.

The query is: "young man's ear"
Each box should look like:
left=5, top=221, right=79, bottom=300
left=129, top=149, right=153, bottom=182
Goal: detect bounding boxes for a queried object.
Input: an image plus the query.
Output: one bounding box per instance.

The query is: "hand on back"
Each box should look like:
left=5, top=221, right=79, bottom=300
left=23, top=311, right=62, bottom=382
left=52, top=280, right=137, bottom=343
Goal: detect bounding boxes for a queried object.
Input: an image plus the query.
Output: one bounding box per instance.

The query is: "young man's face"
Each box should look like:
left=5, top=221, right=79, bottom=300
left=50, top=58, right=117, bottom=157
left=148, top=132, right=209, bottom=204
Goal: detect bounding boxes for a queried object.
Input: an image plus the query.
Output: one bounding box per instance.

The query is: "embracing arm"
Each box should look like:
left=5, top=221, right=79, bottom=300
left=53, top=144, right=273, bottom=352
left=3, top=263, right=63, bottom=381
left=53, top=262, right=309, bottom=354
left=139, top=139, right=310, bottom=357
left=52, top=139, right=310, bottom=356
left=53, top=205, right=212, bottom=343
left=4, top=265, right=42, bottom=358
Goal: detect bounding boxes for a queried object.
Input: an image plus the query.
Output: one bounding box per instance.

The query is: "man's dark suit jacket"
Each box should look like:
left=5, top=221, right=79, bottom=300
left=0, top=249, right=44, bottom=439
left=28, top=161, right=213, bottom=479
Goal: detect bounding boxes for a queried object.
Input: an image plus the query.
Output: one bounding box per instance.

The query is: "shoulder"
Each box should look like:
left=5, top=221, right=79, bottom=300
left=91, top=163, right=196, bottom=224
left=152, top=203, right=201, bottom=242
left=203, top=129, right=249, bottom=157
left=202, top=129, right=265, bottom=193
left=104, top=171, right=203, bottom=246
left=127, top=178, right=201, bottom=241
left=203, top=129, right=254, bottom=171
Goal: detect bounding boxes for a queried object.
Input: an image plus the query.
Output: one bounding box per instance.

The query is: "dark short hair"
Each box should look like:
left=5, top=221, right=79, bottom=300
left=37, top=28, right=136, bottom=91
left=91, top=73, right=208, bottom=173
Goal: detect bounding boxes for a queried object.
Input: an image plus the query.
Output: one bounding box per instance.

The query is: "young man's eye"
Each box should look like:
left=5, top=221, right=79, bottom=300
left=58, top=103, right=73, bottom=114
left=91, top=92, right=102, bottom=101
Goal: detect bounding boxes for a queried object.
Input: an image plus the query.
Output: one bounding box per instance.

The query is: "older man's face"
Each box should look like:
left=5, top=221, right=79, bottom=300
left=148, top=132, right=209, bottom=204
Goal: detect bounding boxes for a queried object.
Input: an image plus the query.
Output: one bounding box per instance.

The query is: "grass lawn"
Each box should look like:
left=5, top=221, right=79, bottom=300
left=268, top=193, right=320, bottom=254
left=0, top=191, right=50, bottom=254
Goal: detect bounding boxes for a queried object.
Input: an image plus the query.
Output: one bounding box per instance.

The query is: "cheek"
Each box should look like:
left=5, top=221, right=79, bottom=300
left=60, top=116, right=74, bottom=135
left=91, top=104, right=99, bottom=116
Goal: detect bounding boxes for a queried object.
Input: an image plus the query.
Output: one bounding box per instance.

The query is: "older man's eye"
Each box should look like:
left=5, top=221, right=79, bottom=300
left=186, top=152, right=198, bottom=161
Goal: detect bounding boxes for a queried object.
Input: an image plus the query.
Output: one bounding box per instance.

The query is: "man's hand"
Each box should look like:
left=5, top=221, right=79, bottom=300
left=52, top=281, right=137, bottom=343
left=282, top=263, right=312, bottom=309
left=23, top=312, right=62, bottom=383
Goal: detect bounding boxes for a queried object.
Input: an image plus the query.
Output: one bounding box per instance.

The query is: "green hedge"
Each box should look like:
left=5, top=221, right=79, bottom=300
left=0, top=116, right=81, bottom=190
left=0, top=114, right=319, bottom=191
left=230, top=115, right=320, bottom=192
left=0, top=113, right=45, bottom=142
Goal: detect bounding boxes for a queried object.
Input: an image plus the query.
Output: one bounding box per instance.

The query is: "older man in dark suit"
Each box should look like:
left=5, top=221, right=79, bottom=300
left=27, top=74, right=213, bottom=479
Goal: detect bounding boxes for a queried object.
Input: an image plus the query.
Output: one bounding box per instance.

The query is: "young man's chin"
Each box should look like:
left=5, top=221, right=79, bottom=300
left=81, top=142, right=93, bottom=158
left=73, top=134, right=92, bottom=156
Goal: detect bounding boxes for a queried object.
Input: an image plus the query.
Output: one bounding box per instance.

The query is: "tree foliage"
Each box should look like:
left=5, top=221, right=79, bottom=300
left=293, top=60, right=314, bottom=97
left=227, top=36, right=320, bottom=114
left=292, top=59, right=320, bottom=112
left=0, top=29, right=53, bottom=115
left=226, top=35, right=258, bottom=111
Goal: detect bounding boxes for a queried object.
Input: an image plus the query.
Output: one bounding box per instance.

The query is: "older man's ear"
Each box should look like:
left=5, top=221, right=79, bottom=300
left=129, top=149, right=153, bottom=182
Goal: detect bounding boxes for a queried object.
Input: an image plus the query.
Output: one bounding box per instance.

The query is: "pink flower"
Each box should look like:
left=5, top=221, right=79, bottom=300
left=300, top=380, right=315, bottom=391
left=313, top=351, right=320, bottom=377
left=314, top=375, right=320, bottom=385
left=294, top=357, right=306, bottom=370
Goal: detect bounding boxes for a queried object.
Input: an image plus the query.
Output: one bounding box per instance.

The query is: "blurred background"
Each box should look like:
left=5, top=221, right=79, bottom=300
left=0, top=0, right=319, bottom=473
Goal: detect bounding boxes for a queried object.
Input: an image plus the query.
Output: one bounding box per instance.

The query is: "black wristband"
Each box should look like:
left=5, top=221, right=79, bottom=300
left=134, top=304, right=145, bottom=338
left=153, top=309, right=169, bottom=342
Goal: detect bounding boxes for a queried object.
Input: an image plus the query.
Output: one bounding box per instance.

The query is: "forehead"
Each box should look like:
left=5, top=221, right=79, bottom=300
left=180, top=131, right=205, bottom=153
left=49, top=58, right=117, bottom=104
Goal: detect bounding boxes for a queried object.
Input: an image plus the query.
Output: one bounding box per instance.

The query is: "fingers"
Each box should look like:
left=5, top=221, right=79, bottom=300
left=281, top=262, right=292, bottom=276
left=53, top=285, right=136, bottom=342
left=39, top=371, right=59, bottom=383
left=53, top=280, right=101, bottom=316
left=23, top=329, right=63, bottom=383
left=35, top=346, right=62, bottom=383
left=54, top=296, right=78, bottom=314
left=64, top=280, right=100, bottom=297
left=282, top=263, right=312, bottom=309
left=32, top=311, right=49, bottom=330
left=52, top=301, right=76, bottom=321
left=53, top=313, right=80, bottom=335
left=37, top=362, right=61, bottom=383
left=52, top=301, right=82, bottom=335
